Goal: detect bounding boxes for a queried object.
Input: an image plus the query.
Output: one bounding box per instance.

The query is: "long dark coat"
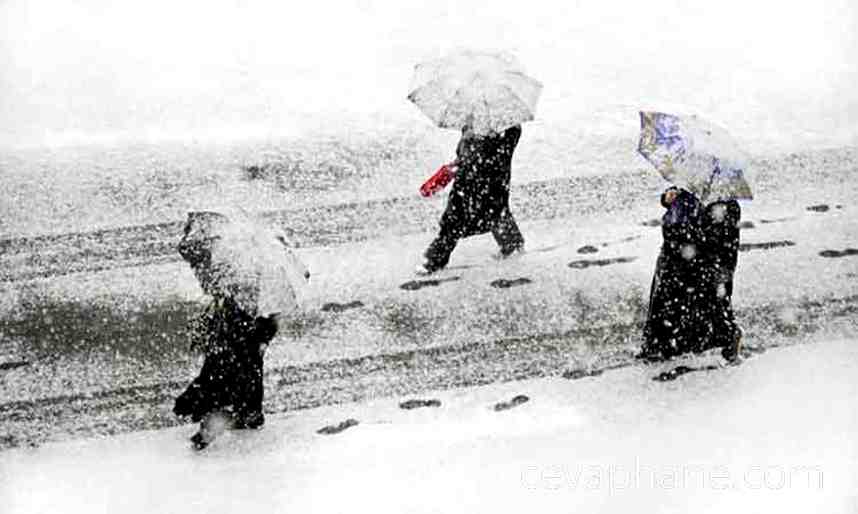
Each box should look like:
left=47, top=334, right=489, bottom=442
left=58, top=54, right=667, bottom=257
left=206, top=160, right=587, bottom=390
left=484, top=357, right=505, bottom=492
left=173, top=296, right=278, bottom=422
left=440, top=125, right=521, bottom=238
left=642, top=189, right=715, bottom=358
left=699, top=199, right=742, bottom=347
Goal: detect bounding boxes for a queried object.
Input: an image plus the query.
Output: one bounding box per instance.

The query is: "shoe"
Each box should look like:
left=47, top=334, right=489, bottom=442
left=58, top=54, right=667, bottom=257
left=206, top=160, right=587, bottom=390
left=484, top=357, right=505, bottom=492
left=233, top=412, right=265, bottom=430
left=415, top=261, right=439, bottom=276
left=636, top=344, right=667, bottom=362
left=493, top=246, right=525, bottom=261
left=721, top=328, right=743, bottom=363
left=415, top=264, right=432, bottom=276
left=190, top=431, right=209, bottom=451
left=190, top=412, right=228, bottom=450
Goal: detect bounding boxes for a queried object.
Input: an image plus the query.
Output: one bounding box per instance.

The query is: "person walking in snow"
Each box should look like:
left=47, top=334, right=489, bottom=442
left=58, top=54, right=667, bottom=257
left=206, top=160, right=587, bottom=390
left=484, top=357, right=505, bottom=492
left=636, top=112, right=752, bottom=362
left=698, top=197, right=743, bottom=361
left=639, top=187, right=715, bottom=360
left=172, top=211, right=308, bottom=450
left=418, top=124, right=525, bottom=274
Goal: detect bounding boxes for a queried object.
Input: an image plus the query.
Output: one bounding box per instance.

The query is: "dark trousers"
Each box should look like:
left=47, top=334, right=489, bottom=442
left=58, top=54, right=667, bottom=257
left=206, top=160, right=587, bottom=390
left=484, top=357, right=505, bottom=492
left=711, top=277, right=739, bottom=348
left=425, top=209, right=524, bottom=271
left=173, top=348, right=264, bottom=423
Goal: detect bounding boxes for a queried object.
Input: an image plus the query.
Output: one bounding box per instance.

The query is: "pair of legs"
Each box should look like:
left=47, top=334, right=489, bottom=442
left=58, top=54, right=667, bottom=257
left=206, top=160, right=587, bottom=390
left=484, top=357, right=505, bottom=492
left=640, top=259, right=741, bottom=361
left=424, top=209, right=524, bottom=272
left=711, top=277, right=742, bottom=361
left=174, top=348, right=266, bottom=450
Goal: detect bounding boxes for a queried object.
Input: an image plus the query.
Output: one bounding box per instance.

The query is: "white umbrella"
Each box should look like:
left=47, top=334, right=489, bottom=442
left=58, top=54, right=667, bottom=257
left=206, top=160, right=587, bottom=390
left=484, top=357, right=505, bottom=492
left=407, top=50, right=543, bottom=135
left=178, top=211, right=309, bottom=317
left=638, top=111, right=753, bottom=204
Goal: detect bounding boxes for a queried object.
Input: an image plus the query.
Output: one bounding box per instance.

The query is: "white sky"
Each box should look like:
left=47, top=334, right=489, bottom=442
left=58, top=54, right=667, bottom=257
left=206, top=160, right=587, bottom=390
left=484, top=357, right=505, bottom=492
left=1, top=0, right=856, bottom=148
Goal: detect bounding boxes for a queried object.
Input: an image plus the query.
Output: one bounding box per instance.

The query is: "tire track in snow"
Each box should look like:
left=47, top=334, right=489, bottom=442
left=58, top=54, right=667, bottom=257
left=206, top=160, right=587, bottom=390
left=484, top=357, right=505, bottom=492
left=0, top=171, right=663, bottom=283
left=1, top=293, right=856, bottom=450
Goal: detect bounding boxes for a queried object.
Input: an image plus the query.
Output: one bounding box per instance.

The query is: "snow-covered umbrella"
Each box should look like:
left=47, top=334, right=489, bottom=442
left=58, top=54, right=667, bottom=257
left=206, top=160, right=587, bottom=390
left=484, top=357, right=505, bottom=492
left=638, top=111, right=753, bottom=204
left=178, top=211, right=309, bottom=317
left=407, top=50, right=543, bottom=135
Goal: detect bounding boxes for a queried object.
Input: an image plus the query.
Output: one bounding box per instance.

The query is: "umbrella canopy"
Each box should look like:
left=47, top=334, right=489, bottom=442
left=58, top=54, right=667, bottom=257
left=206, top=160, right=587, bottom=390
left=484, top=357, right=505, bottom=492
left=178, top=211, right=309, bottom=317
left=407, top=50, right=542, bottom=135
left=638, top=111, right=753, bottom=204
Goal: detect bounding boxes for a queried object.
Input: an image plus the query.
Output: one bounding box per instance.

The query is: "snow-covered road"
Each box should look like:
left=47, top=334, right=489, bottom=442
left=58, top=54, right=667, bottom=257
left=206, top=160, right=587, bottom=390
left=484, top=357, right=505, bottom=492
left=2, top=147, right=857, bottom=448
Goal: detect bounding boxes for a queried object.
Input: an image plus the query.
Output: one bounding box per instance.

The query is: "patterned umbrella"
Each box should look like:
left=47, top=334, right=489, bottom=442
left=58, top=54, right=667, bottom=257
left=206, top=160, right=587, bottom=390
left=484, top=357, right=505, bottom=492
left=178, top=211, right=309, bottom=317
left=407, top=50, right=542, bottom=135
left=638, top=111, right=753, bottom=203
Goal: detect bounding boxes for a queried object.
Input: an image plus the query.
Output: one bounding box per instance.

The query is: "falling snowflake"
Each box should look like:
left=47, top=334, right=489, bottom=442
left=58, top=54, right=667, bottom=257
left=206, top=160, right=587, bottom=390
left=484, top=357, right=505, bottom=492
left=710, top=203, right=727, bottom=223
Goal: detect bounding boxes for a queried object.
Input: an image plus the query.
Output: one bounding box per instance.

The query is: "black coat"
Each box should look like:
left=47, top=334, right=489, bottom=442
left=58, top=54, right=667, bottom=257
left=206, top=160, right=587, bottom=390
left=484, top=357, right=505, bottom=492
left=699, top=200, right=741, bottom=282
left=643, top=189, right=715, bottom=357
left=174, top=296, right=278, bottom=422
left=699, top=199, right=742, bottom=347
left=440, top=125, right=521, bottom=237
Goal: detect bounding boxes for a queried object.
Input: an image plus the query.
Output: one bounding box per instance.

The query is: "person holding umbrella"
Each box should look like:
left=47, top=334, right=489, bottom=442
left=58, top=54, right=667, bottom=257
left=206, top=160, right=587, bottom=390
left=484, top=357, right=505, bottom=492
left=639, top=184, right=714, bottom=360
left=636, top=111, right=752, bottom=362
left=407, top=50, right=542, bottom=274
left=173, top=211, right=309, bottom=450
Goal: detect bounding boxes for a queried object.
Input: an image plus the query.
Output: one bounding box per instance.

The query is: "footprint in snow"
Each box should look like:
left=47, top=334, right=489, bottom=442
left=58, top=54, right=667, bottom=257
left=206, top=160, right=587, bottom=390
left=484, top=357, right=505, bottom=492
left=399, top=398, right=441, bottom=410
left=653, top=364, right=721, bottom=382
left=641, top=218, right=662, bottom=227
left=321, top=300, right=364, bottom=313
left=819, top=248, right=858, bottom=258
left=317, top=418, right=359, bottom=435
left=738, top=240, right=796, bottom=252
left=806, top=204, right=830, bottom=212
left=493, top=394, right=530, bottom=411
left=0, top=361, right=30, bottom=371
left=562, top=368, right=604, bottom=380
left=578, top=236, right=642, bottom=255
left=738, top=221, right=756, bottom=229
left=759, top=217, right=796, bottom=225
left=568, top=257, right=637, bottom=269
left=400, top=277, right=461, bottom=291
left=490, top=277, right=532, bottom=289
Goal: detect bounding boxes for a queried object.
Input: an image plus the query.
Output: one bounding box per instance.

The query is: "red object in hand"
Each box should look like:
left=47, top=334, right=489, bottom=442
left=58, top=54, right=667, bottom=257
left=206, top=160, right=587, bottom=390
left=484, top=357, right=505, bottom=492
left=419, top=164, right=457, bottom=197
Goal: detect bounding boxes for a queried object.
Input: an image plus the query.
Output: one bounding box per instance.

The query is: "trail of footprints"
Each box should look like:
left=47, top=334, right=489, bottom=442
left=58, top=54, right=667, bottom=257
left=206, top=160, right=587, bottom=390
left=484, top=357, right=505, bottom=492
left=316, top=394, right=531, bottom=437
left=307, top=203, right=852, bottom=438
left=313, top=352, right=761, bottom=437
left=325, top=203, right=853, bottom=319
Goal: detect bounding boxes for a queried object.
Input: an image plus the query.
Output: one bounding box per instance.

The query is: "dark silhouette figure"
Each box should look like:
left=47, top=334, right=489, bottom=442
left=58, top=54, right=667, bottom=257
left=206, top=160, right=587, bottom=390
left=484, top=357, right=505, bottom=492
left=640, top=188, right=714, bottom=360
left=420, top=125, right=525, bottom=273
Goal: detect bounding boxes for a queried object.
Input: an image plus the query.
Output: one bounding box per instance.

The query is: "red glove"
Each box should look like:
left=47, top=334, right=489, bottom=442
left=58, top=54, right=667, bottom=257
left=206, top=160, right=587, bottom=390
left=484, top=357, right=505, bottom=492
left=419, top=163, right=457, bottom=197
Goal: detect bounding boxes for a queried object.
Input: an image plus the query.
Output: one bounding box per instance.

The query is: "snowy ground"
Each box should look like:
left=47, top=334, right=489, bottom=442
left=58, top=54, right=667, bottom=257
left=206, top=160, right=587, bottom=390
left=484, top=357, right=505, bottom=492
left=1, top=335, right=855, bottom=514
left=1, top=147, right=857, bottom=448
left=1, top=1, right=856, bottom=511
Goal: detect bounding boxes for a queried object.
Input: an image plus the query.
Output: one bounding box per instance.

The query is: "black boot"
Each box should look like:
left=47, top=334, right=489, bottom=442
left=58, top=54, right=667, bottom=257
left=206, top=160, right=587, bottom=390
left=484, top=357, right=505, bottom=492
left=636, top=344, right=667, bottom=362
left=233, top=411, right=265, bottom=430
left=721, top=328, right=743, bottom=363
left=190, top=431, right=209, bottom=451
